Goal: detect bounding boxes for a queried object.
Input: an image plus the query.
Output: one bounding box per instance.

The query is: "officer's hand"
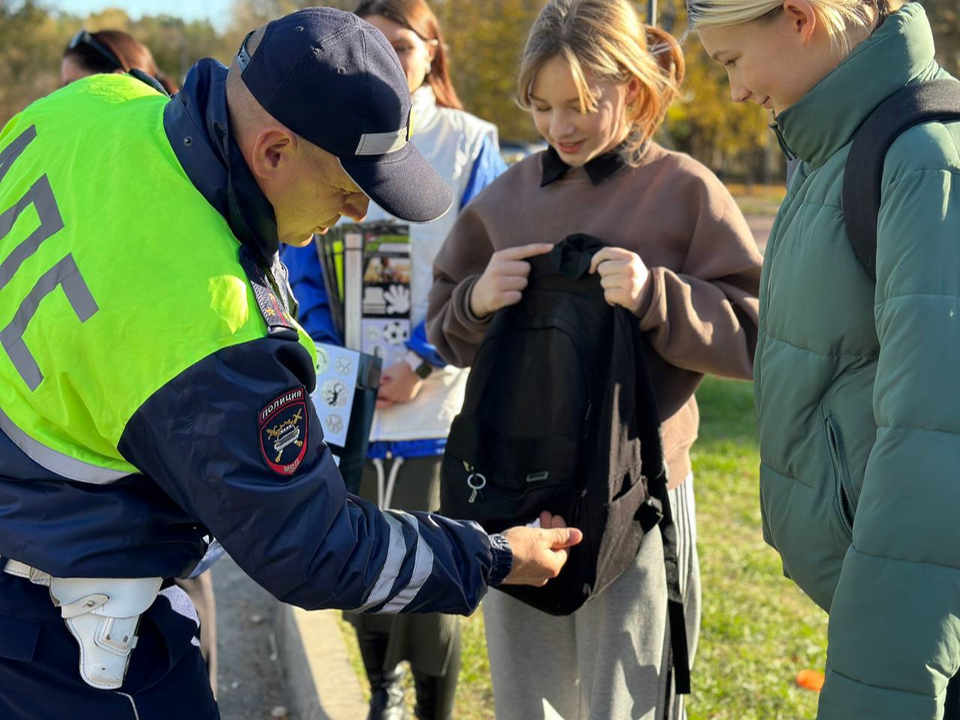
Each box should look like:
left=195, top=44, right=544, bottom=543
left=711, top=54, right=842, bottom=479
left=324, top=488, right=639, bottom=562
left=498, top=517, right=582, bottom=587
left=469, top=244, right=554, bottom=319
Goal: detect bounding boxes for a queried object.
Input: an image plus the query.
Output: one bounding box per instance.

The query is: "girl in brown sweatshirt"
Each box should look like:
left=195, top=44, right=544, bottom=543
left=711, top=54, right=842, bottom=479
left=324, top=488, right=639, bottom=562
left=427, top=0, right=762, bottom=717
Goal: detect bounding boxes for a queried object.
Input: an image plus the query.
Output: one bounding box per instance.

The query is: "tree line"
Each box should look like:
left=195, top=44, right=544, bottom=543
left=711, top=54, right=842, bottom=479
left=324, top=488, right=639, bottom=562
left=1, top=0, right=957, bottom=181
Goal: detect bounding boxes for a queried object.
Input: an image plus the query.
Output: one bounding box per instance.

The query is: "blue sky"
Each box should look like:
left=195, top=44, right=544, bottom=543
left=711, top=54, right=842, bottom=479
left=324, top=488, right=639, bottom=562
left=51, top=1, right=233, bottom=29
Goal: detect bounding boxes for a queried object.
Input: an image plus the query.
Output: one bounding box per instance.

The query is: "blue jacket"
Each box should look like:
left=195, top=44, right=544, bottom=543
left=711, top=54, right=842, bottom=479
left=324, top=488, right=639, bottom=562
left=0, top=60, right=511, bottom=614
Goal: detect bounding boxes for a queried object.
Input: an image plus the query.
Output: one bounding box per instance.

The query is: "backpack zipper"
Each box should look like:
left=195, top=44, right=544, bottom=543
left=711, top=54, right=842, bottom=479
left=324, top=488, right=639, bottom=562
left=463, top=461, right=486, bottom=504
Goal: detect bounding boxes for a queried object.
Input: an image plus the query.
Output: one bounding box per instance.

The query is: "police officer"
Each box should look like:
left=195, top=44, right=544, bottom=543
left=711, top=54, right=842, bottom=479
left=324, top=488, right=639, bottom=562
left=0, top=9, right=581, bottom=719
left=61, top=28, right=221, bottom=697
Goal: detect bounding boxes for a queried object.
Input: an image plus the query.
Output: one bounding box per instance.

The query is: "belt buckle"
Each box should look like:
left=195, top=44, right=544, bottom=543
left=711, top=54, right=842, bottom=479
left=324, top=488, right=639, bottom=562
left=28, top=566, right=50, bottom=585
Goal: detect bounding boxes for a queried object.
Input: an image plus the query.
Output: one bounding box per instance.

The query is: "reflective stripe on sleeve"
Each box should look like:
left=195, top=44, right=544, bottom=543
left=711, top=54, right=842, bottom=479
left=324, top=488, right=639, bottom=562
left=376, top=513, right=435, bottom=614
left=355, top=510, right=408, bottom=612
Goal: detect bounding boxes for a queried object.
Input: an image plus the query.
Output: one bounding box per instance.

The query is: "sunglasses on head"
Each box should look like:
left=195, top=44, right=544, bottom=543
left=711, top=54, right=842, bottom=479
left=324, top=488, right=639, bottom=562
left=236, top=30, right=254, bottom=72
left=68, top=29, right=124, bottom=71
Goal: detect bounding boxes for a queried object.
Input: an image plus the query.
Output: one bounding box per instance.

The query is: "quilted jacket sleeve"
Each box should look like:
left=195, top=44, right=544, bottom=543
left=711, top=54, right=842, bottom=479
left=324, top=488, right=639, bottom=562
left=819, top=123, right=960, bottom=719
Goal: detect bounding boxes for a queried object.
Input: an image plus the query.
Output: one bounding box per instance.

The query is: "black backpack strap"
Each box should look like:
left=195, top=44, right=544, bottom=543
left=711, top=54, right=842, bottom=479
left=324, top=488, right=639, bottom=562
left=639, top=474, right=690, bottom=700
left=660, top=478, right=692, bottom=696
left=842, top=79, right=960, bottom=282
left=632, top=332, right=691, bottom=697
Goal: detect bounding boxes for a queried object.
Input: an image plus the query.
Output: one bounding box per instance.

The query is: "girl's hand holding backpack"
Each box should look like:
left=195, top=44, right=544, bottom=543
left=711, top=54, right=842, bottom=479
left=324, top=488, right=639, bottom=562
left=589, top=246, right=650, bottom=314
left=469, top=243, right=554, bottom=318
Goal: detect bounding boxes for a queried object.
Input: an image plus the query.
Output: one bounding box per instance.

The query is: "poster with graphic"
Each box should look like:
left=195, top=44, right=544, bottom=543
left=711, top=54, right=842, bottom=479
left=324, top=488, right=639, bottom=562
left=310, top=342, right=361, bottom=449
left=316, top=222, right=411, bottom=365
left=343, top=223, right=411, bottom=365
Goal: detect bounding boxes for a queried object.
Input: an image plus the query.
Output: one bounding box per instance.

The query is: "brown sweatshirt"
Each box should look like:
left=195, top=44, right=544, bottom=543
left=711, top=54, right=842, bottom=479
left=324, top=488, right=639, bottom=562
left=427, top=143, right=762, bottom=486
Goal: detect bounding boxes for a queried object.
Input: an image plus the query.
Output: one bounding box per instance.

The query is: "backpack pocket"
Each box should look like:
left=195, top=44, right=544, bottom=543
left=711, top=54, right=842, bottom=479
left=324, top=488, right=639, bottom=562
left=472, top=312, right=594, bottom=441
left=593, top=469, right=649, bottom=597
left=441, top=414, right=581, bottom=532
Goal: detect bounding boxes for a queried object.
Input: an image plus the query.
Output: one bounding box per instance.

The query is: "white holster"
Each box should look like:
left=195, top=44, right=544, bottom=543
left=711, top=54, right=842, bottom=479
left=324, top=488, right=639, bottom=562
left=3, top=559, right=161, bottom=690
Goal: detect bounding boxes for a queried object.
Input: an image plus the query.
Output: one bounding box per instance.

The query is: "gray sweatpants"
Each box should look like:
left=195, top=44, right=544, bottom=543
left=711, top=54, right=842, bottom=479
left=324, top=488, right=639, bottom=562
left=483, top=478, right=701, bottom=720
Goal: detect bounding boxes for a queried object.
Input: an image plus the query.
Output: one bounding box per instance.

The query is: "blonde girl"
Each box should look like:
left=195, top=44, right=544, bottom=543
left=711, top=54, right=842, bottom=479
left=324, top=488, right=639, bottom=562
left=689, top=1, right=960, bottom=717
left=427, top=1, right=763, bottom=717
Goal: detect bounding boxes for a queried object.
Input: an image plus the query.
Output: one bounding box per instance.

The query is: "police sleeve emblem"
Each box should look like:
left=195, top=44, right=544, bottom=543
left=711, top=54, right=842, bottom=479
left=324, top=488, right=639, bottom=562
left=258, top=387, right=309, bottom=475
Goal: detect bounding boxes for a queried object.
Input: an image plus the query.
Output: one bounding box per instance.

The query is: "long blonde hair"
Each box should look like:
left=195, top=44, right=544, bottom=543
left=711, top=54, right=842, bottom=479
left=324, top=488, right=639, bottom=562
left=517, top=0, right=685, bottom=164
left=686, top=0, right=888, bottom=55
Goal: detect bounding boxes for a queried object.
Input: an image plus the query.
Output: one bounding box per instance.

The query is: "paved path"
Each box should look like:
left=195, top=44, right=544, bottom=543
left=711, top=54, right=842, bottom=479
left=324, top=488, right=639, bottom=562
left=212, top=557, right=298, bottom=720
left=746, top=214, right=774, bottom=252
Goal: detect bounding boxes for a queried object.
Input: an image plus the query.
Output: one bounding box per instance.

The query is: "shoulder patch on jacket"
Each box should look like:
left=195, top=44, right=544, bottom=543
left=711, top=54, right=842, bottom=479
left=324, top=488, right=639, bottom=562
left=258, top=387, right=309, bottom=475
left=239, top=251, right=297, bottom=337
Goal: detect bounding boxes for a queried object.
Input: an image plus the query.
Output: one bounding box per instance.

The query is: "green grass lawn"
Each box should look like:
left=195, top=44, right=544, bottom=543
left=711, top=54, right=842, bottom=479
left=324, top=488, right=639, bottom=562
left=729, top=183, right=787, bottom=217
left=339, top=377, right=828, bottom=719
left=689, top=378, right=827, bottom=720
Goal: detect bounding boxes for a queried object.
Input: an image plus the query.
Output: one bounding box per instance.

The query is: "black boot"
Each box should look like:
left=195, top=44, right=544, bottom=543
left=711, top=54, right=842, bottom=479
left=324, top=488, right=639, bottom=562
left=368, top=664, right=406, bottom=720
left=412, top=630, right=460, bottom=720
left=356, top=628, right=406, bottom=720
left=412, top=670, right=458, bottom=720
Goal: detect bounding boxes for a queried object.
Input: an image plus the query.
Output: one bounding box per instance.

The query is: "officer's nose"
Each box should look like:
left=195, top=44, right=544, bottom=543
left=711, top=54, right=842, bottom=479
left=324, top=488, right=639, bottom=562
left=341, top=192, right=369, bottom=223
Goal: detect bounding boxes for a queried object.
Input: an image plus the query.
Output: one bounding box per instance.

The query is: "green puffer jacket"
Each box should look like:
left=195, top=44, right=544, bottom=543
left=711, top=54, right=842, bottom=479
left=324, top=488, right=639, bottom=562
left=755, top=5, right=960, bottom=718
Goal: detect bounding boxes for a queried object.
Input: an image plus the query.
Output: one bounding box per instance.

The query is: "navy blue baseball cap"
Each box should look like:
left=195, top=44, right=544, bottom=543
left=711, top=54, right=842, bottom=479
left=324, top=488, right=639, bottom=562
left=236, top=7, right=453, bottom=223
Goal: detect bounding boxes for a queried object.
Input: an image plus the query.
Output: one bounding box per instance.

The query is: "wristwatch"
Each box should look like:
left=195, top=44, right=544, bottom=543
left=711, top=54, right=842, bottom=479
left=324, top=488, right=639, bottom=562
left=488, top=533, right=514, bottom=586
left=404, top=351, right=434, bottom=380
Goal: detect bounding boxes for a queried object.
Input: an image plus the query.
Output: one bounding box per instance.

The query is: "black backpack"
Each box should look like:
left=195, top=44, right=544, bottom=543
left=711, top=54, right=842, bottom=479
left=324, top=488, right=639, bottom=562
left=440, top=233, right=690, bottom=694
left=842, top=79, right=960, bottom=280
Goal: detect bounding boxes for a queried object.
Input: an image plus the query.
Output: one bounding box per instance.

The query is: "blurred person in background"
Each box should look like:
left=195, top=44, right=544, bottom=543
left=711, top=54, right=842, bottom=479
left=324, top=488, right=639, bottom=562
left=283, top=2, right=507, bottom=718
left=62, top=28, right=178, bottom=94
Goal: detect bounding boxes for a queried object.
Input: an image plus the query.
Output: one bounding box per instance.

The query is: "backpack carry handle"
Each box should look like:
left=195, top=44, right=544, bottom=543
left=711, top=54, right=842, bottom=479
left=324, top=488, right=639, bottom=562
left=842, top=79, right=960, bottom=282
left=548, top=233, right=607, bottom=279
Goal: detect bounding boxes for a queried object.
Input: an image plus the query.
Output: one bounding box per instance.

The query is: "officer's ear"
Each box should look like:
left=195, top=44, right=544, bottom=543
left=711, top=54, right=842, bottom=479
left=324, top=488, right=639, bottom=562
left=248, top=127, right=298, bottom=181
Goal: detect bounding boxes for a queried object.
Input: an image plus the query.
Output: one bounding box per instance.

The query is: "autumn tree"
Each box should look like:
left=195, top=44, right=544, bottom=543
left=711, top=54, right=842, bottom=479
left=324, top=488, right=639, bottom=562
left=225, top=0, right=356, bottom=52
left=435, top=0, right=544, bottom=141
left=81, top=9, right=228, bottom=86
left=0, top=0, right=955, bottom=178
left=665, top=20, right=773, bottom=177
left=0, top=0, right=65, bottom=125
left=924, top=0, right=959, bottom=75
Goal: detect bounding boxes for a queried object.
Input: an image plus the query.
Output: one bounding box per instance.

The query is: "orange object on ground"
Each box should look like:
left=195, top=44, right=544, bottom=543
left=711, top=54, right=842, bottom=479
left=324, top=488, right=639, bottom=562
left=796, top=669, right=825, bottom=692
